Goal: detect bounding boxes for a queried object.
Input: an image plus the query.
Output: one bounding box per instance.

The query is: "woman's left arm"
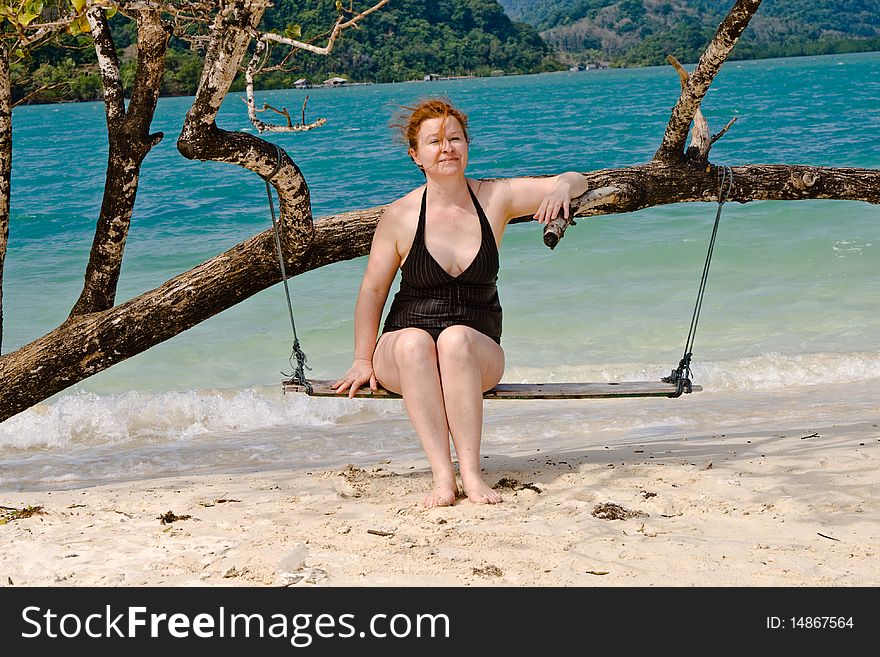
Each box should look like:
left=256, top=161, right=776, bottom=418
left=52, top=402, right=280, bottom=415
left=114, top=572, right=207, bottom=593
left=502, top=172, right=589, bottom=225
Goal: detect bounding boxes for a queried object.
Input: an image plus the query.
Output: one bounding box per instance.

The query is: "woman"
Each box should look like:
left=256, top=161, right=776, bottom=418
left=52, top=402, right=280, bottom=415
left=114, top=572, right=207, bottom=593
left=333, top=98, right=588, bottom=508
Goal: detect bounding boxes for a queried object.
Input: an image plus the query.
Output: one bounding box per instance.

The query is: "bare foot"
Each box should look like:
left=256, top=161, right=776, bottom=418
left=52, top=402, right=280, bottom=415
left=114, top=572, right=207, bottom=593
left=423, top=484, right=457, bottom=509
left=460, top=472, right=502, bottom=504
left=423, top=472, right=459, bottom=508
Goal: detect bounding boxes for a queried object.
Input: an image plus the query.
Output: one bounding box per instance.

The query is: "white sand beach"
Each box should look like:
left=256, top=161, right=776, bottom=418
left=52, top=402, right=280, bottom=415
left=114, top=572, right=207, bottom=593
left=2, top=417, right=877, bottom=588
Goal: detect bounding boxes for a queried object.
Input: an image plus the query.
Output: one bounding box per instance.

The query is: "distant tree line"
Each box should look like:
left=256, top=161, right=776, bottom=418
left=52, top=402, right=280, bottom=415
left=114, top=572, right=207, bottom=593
left=12, top=0, right=561, bottom=104
left=12, top=0, right=880, bottom=104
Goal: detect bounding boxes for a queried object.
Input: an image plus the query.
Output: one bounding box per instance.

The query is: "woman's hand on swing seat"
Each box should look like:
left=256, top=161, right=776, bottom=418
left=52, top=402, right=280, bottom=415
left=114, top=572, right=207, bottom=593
left=332, top=358, right=379, bottom=398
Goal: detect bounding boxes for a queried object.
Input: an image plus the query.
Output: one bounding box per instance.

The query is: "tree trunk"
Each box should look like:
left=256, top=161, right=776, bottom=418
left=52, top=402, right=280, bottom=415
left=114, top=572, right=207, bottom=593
left=0, top=42, right=9, bottom=354
left=70, top=9, right=169, bottom=316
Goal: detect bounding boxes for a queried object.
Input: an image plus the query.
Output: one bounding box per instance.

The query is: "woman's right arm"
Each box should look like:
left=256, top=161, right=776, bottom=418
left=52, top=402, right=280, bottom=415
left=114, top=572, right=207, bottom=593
left=332, top=205, right=402, bottom=397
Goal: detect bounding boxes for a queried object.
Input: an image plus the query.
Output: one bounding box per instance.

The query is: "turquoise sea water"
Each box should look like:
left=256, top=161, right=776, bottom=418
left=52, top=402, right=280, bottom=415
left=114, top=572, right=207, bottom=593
left=2, top=52, right=878, bottom=491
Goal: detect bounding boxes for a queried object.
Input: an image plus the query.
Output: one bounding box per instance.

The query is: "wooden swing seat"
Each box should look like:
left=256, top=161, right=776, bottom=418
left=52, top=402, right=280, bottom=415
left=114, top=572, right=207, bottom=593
left=283, top=379, right=701, bottom=399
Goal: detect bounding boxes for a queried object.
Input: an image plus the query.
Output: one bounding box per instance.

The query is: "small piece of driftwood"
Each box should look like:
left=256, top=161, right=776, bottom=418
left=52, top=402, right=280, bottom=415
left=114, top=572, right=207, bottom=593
left=283, top=380, right=701, bottom=399
left=543, top=185, right=620, bottom=249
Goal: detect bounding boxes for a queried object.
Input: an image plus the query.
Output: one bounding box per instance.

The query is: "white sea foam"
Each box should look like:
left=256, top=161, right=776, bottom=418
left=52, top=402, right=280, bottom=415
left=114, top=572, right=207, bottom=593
left=3, top=361, right=877, bottom=492
left=3, top=350, right=876, bottom=455
left=0, top=386, right=378, bottom=451
left=503, top=350, right=880, bottom=391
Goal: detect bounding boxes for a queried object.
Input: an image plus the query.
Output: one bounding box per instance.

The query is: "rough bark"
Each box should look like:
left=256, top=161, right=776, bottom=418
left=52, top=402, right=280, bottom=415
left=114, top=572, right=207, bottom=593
left=2, top=0, right=879, bottom=422
left=70, top=8, right=169, bottom=316
left=538, top=163, right=880, bottom=246
left=0, top=42, right=9, bottom=354
left=666, top=55, right=712, bottom=160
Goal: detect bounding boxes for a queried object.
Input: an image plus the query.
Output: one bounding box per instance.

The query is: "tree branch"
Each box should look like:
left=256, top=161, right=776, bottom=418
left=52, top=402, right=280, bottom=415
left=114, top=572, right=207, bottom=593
left=70, top=7, right=170, bottom=316
left=665, top=55, right=716, bottom=161
left=0, top=41, right=10, bottom=354
left=243, top=0, right=387, bottom=132
left=527, top=164, right=880, bottom=247
left=243, top=41, right=327, bottom=133
left=655, top=0, right=762, bottom=162
left=258, top=0, right=388, bottom=56
left=86, top=6, right=126, bottom=126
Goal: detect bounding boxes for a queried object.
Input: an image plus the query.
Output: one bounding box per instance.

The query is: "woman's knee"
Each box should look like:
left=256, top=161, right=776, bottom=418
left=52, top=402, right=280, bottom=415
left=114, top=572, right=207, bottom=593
left=392, top=329, right=438, bottom=366
left=436, top=325, right=477, bottom=350
left=436, top=326, right=484, bottom=364
left=437, top=326, right=504, bottom=378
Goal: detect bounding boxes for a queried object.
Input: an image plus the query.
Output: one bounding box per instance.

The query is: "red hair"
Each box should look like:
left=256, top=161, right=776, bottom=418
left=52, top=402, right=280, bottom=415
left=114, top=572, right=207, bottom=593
left=392, top=98, right=470, bottom=159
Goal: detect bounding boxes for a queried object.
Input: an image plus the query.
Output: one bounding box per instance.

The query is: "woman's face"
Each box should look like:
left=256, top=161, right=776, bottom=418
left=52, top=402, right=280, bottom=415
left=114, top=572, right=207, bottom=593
left=410, top=116, right=468, bottom=177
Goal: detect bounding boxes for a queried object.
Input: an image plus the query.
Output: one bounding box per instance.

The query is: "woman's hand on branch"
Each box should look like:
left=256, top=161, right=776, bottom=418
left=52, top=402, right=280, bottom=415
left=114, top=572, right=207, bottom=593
left=532, top=172, right=588, bottom=225
left=533, top=185, right=573, bottom=225
left=332, top=358, right=378, bottom=398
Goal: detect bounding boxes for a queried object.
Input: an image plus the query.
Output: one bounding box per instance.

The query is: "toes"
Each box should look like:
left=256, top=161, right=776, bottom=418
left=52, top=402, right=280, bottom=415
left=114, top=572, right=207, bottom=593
left=467, top=490, right=502, bottom=504
left=423, top=491, right=456, bottom=508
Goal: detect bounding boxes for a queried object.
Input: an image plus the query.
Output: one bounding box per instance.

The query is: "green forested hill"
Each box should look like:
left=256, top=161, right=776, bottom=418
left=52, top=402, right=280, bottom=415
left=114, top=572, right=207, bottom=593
left=497, top=0, right=880, bottom=66
left=263, top=0, right=560, bottom=84
left=13, top=0, right=560, bottom=104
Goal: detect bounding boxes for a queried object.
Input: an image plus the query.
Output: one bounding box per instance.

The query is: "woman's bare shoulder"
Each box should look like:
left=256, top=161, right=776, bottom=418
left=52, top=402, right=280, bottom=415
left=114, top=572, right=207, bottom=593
left=470, top=177, right=513, bottom=218
left=380, top=185, right=424, bottom=226
left=471, top=176, right=511, bottom=194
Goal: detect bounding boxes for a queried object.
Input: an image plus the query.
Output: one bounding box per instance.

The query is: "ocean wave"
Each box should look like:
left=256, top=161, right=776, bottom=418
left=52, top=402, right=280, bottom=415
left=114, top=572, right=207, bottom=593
left=0, top=386, right=380, bottom=451
left=2, top=350, right=877, bottom=453
left=503, top=350, right=880, bottom=391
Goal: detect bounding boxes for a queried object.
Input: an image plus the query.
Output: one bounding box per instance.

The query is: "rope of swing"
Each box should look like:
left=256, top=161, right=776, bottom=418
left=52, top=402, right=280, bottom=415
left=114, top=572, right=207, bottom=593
left=663, top=165, right=734, bottom=397
left=264, top=143, right=312, bottom=393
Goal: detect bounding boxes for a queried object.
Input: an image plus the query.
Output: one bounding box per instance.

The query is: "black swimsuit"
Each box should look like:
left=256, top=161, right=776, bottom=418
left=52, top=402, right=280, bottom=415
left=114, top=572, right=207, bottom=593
left=382, top=184, right=503, bottom=344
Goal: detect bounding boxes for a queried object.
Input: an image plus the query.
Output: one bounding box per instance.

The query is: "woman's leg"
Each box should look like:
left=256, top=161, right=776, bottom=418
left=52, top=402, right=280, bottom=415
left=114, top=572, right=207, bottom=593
left=373, top=329, right=458, bottom=508
left=435, top=326, right=505, bottom=504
